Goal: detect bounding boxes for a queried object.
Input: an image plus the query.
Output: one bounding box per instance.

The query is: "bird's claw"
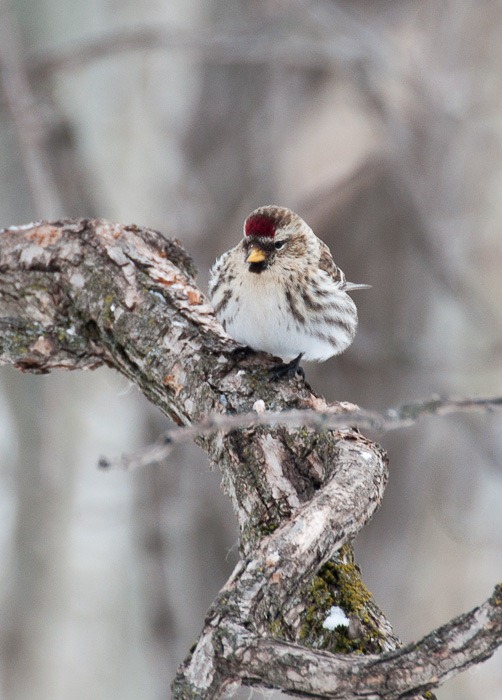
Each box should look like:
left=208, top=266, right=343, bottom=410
left=230, top=345, right=255, bottom=359
left=270, top=353, right=304, bottom=381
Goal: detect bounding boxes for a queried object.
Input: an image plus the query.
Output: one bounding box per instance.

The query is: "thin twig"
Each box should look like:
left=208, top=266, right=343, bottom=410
left=102, top=395, right=502, bottom=470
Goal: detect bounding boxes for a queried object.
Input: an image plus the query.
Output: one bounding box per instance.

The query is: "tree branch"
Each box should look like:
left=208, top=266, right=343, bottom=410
left=100, top=395, right=502, bottom=470
left=173, top=435, right=390, bottom=697
left=232, top=583, right=502, bottom=699
left=27, top=21, right=384, bottom=78
left=0, top=218, right=384, bottom=552
left=0, top=0, right=62, bottom=217
left=1, top=219, right=499, bottom=699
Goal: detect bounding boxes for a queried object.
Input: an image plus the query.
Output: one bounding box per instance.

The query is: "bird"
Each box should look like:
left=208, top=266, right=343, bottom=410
left=209, top=205, right=369, bottom=376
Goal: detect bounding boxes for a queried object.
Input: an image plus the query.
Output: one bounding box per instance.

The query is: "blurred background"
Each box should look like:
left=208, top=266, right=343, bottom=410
left=0, top=1, right=501, bottom=698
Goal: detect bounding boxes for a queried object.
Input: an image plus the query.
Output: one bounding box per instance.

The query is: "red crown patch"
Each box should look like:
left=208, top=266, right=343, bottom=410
left=244, top=214, right=276, bottom=238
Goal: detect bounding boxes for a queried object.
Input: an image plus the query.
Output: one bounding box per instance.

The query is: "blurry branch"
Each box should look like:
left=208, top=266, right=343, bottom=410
left=27, top=1, right=393, bottom=80
left=0, top=0, right=62, bottom=217
left=102, top=395, right=502, bottom=470
left=1, top=219, right=500, bottom=699
left=27, top=23, right=385, bottom=78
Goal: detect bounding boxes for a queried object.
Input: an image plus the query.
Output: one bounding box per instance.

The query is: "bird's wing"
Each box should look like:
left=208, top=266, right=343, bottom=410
left=318, top=241, right=370, bottom=291
left=318, top=241, right=346, bottom=286
left=208, top=249, right=232, bottom=296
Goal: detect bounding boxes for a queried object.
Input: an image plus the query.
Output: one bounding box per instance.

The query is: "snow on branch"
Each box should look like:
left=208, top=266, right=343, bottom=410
left=174, top=440, right=390, bottom=697
left=232, top=583, right=502, bottom=699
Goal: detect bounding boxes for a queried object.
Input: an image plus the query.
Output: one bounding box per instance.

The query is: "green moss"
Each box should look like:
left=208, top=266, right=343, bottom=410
left=3, top=323, right=43, bottom=358
left=103, top=294, right=116, bottom=324
left=268, top=618, right=286, bottom=638
left=259, top=520, right=280, bottom=536
left=335, top=547, right=372, bottom=613
left=298, top=548, right=385, bottom=654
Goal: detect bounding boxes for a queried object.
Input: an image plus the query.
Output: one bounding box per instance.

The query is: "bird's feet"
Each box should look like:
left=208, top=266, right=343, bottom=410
left=270, top=353, right=305, bottom=381
left=230, top=345, right=255, bottom=360
left=228, top=345, right=256, bottom=369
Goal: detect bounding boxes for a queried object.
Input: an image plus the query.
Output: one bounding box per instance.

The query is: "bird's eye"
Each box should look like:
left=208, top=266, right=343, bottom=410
left=274, top=240, right=285, bottom=250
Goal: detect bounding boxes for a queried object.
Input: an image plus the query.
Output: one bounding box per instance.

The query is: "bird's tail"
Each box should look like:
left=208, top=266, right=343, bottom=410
left=344, top=282, right=372, bottom=291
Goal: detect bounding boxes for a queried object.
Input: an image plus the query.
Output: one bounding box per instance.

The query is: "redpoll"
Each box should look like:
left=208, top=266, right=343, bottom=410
left=209, top=205, right=369, bottom=366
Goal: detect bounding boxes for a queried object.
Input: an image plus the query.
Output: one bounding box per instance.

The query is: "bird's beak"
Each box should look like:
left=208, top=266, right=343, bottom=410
left=245, top=246, right=268, bottom=264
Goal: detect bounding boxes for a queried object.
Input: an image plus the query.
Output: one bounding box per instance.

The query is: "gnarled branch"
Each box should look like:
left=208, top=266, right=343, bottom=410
left=1, top=219, right=500, bottom=699
left=231, top=583, right=502, bottom=699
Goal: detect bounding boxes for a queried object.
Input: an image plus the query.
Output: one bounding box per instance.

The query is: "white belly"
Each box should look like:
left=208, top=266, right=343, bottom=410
left=220, top=271, right=355, bottom=362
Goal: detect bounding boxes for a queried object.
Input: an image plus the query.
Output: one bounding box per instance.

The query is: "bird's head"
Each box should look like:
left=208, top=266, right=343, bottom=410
left=242, top=205, right=312, bottom=273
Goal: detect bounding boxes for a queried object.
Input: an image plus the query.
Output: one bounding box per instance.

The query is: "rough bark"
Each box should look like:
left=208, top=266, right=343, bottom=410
left=1, top=219, right=500, bottom=699
left=0, top=219, right=385, bottom=552
left=232, top=582, right=502, bottom=699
